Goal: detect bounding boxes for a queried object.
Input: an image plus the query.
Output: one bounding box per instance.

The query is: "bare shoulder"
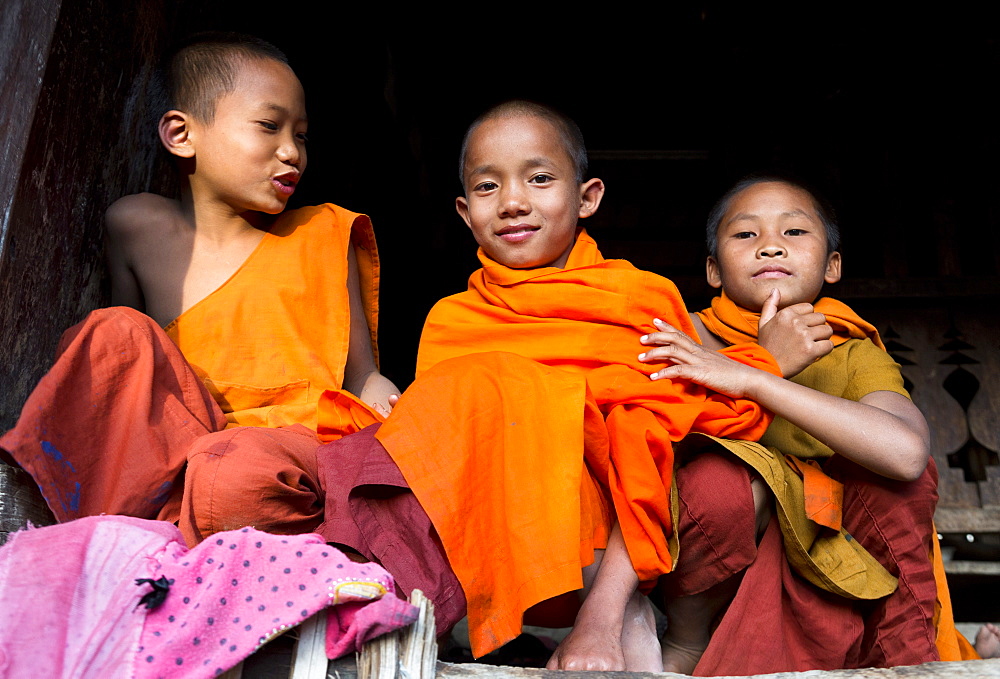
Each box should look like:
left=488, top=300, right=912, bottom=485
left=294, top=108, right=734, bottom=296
left=105, top=193, right=183, bottom=240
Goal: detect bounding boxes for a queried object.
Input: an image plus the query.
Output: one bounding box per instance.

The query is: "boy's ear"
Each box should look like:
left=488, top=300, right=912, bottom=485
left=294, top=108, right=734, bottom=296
left=455, top=195, right=473, bottom=230
left=158, top=110, right=195, bottom=159
left=578, top=178, right=605, bottom=219
left=824, top=251, right=842, bottom=284
left=706, top=256, right=723, bottom=289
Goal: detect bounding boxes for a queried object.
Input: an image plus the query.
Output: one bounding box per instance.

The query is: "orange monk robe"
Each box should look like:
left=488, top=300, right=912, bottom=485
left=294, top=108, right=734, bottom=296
left=2, top=204, right=383, bottom=543
left=695, top=291, right=979, bottom=663
left=168, top=203, right=382, bottom=436
left=373, top=230, right=781, bottom=657
left=697, top=291, right=886, bottom=351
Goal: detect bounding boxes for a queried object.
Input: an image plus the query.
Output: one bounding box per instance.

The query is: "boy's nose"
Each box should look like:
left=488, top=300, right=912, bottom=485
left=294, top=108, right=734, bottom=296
left=276, top=139, right=302, bottom=166
left=758, top=244, right=786, bottom=258
left=498, top=187, right=530, bottom=217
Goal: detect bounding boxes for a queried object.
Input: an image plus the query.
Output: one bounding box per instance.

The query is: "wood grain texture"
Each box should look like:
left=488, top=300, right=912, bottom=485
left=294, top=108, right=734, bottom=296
left=863, top=304, right=999, bottom=510
left=0, top=0, right=180, bottom=430
left=436, top=659, right=1000, bottom=679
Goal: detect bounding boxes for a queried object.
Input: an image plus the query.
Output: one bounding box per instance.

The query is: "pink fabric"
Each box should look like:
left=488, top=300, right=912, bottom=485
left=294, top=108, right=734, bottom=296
left=0, top=516, right=416, bottom=678
left=0, top=515, right=172, bottom=678
left=327, top=594, right=424, bottom=658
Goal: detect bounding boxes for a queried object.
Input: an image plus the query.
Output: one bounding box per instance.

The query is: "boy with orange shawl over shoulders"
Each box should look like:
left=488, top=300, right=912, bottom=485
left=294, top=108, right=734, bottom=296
left=1, top=34, right=398, bottom=548
left=638, top=177, right=979, bottom=674
left=350, top=102, right=781, bottom=671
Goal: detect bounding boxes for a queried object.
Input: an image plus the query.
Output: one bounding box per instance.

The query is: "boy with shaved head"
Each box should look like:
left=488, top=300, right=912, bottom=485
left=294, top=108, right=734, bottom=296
left=331, top=101, right=780, bottom=671
left=2, top=33, right=398, bottom=546
left=638, top=176, right=978, bottom=673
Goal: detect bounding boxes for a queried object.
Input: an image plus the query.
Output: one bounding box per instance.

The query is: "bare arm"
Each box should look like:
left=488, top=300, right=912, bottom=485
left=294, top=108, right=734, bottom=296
left=341, top=243, right=401, bottom=415
left=639, top=321, right=930, bottom=481
left=104, top=197, right=146, bottom=310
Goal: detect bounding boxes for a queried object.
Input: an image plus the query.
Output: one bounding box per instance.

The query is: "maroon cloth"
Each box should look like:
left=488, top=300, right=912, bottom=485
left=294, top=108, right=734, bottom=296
left=665, top=452, right=758, bottom=597
left=0, top=307, right=227, bottom=523
left=315, top=423, right=467, bottom=637
left=827, top=454, right=939, bottom=668
left=665, top=451, right=940, bottom=675
left=0, top=307, right=325, bottom=547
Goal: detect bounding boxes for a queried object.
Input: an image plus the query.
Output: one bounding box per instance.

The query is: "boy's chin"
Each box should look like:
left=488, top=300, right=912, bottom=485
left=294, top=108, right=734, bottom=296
left=249, top=201, right=290, bottom=216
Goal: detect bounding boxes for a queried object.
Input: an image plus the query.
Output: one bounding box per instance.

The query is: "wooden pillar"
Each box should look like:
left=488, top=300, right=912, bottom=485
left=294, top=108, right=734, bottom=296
left=0, top=0, right=64, bottom=428
left=0, top=0, right=180, bottom=430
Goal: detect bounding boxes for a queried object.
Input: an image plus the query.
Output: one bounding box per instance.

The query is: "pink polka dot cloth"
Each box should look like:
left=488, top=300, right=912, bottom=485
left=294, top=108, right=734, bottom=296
left=0, top=515, right=418, bottom=678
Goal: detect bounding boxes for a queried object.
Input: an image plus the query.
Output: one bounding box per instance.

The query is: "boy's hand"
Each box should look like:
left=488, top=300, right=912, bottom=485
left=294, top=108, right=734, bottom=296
left=372, top=394, right=400, bottom=418
left=359, top=373, right=401, bottom=417
left=639, top=319, right=760, bottom=398
left=758, top=289, right=834, bottom=378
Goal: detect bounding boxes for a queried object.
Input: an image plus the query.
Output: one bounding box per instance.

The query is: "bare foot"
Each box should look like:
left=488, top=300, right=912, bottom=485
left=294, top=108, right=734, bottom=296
left=976, top=623, right=1000, bottom=659
left=621, top=592, right=663, bottom=672
left=661, top=635, right=707, bottom=675
left=659, top=576, right=739, bottom=675
left=546, top=623, right=624, bottom=671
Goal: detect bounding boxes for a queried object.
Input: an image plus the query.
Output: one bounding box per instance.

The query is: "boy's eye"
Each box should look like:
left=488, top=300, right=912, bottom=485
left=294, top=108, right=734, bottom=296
left=258, top=121, right=278, bottom=131
left=529, top=174, right=553, bottom=185
left=296, top=132, right=309, bottom=143
left=733, top=231, right=756, bottom=240
left=785, top=228, right=806, bottom=236
left=474, top=181, right=498, bottom=192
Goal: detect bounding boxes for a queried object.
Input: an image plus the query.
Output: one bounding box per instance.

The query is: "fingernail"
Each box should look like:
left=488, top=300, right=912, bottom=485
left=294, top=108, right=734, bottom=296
left=649, top=372, right=659, bottom=380
left=653, top=318, right=662, bottom=325
left=638, top=352, right=646, bottom=360
left=640, top=335, right=648, bottom=342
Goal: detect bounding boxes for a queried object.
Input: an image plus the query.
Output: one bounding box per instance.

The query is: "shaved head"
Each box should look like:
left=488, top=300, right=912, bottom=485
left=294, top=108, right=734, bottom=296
left=166, top=32, right=290, bottom=123
left=459, top=100, right=588, bottom=187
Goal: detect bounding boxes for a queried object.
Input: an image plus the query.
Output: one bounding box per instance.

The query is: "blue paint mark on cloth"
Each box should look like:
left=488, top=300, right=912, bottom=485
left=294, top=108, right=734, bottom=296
left=40, top=441, right=77, bottom=473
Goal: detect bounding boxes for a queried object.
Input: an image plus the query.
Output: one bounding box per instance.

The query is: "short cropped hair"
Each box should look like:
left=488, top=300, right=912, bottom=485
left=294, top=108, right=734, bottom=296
left=166, top=32, right=289, bottom=123
left=706, top=175, right=841, bottom=257
left=458, top=100, right=588, bottom=187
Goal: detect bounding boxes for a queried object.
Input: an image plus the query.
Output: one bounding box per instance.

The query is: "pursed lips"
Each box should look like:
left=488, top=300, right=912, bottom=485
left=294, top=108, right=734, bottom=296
left=272, top=172, right=299, bottom=195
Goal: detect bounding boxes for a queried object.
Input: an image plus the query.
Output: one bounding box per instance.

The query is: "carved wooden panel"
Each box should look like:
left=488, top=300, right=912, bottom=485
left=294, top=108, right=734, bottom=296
left=862, top=304, right=1000, bottom=510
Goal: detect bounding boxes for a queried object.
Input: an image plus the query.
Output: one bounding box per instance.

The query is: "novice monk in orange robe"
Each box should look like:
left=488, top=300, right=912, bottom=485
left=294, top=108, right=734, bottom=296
left=361, top=101, right=780, bottom=671
left=637, top=177, right=978, bottom=673
left=0, top=34, right=397, bottom=547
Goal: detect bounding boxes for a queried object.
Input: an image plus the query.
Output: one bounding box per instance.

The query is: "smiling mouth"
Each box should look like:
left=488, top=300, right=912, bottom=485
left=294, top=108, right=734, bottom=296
left=496, top=224, right=540, bottom=243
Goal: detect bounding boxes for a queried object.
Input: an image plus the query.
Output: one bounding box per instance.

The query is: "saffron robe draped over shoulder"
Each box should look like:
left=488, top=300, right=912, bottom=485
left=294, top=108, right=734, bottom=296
left=688, top=292, right=978, bottom=669
left=373, top=230, right=780, bottom=657
left=2, top=203, right=382, bottom=544
left=167, top=203, right=382, bottom=432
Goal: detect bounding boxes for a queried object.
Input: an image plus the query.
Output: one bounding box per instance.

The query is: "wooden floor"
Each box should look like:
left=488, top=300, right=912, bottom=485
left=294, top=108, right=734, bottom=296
left=240, top=656, right=1000, bottom=679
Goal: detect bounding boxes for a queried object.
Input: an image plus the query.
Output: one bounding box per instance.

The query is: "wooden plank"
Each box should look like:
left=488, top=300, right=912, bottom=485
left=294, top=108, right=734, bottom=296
left=358, top=589, right=436, bottom=679
left=943, top=561, right=1000, bottom=576
left=218, top=661, right=243, bottom=679
left=0, top=464, right=55, bottom=543
left=290, top=613, right=329, bottom=679
left=358, top=620, right=399, bottom=679
left=935, top=508, right=1000, bottom=533
left=982, top=466, right=1000, bottom=509
left=399, top=590, right=437, bottom=679
left=436, top=659, right=1000, bottom=678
